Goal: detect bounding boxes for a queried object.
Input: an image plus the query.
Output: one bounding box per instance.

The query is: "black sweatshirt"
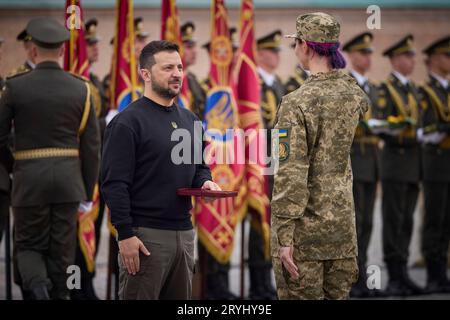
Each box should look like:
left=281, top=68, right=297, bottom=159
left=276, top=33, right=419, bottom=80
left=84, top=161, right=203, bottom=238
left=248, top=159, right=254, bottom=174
left=101, top=96, right=212, bottom=240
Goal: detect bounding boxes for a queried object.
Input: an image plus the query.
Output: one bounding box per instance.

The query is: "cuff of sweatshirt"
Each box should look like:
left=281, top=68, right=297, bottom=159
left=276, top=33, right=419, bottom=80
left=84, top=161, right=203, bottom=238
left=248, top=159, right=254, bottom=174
left=115, top=224, right=135, bottom=241
left=194, top=177, right=210, bottom=189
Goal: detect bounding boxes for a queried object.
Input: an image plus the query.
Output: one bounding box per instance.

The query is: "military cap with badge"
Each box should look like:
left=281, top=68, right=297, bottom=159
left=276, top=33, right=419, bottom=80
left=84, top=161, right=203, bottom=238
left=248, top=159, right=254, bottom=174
left=342, top=32, right=374, bottom=53
left=85, top=18, right=101, bottom=45
left=257, top=29, right=282, bottom=51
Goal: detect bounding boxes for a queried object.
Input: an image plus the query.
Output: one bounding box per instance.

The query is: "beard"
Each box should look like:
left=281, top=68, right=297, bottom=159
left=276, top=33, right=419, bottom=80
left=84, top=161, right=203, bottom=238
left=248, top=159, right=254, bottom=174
left=151, top=74, right=181, bottom=99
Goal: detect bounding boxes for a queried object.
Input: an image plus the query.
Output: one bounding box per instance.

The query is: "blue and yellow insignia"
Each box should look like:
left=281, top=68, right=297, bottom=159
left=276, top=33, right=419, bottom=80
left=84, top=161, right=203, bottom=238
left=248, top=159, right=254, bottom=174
left=278, top=128, right=288, bottom=138
left=279, top=142, right=290, bottom=162
left=171, top=121, right=178, bottom=129
left=277, top=128, right=290, bottom=162
left=204, top=87, right=238, bottom=142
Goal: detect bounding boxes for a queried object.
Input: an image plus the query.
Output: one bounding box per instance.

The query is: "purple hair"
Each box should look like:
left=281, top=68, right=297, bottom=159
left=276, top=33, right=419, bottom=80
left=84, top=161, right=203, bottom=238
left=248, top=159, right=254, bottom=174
left=305, top=41, right=346, bottom=69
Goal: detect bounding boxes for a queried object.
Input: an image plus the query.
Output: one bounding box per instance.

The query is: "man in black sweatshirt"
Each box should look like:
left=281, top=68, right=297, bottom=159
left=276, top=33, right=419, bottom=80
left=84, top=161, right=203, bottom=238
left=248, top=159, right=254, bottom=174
left=101, top=40, right=220, bottom=300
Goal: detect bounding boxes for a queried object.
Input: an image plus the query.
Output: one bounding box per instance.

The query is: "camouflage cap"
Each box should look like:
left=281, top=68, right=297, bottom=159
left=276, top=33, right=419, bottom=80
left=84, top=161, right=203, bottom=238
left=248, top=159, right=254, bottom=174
left=285, top=12, right=340, bottom=43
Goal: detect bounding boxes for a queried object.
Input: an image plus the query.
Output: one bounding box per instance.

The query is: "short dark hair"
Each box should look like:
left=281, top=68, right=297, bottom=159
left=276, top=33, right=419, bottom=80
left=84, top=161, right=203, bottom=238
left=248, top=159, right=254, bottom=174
left=139, top=40, right=180, bottom=69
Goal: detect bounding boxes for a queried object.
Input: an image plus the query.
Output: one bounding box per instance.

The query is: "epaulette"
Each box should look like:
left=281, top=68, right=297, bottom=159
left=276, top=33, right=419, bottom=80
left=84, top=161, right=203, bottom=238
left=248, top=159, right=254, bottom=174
left=69, top=71, right=90, bottom=83
left=6, top=67, right=31, bottom=80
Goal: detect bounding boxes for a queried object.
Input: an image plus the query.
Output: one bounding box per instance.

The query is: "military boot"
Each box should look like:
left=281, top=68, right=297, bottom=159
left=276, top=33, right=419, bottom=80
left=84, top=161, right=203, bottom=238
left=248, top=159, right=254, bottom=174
left=399, top=264, right=424, bottom=296
left=218, top=269, right=239, bottom=300
left=383, top=262, right=405, bottom=297
left=261, top=265, right=277, bottom=300
left=30, top=284, right=50, bottom=300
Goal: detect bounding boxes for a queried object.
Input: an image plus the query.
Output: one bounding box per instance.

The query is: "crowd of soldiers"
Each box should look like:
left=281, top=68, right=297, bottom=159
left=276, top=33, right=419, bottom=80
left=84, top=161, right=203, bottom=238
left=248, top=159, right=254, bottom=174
left=0, top=14, right=449, bottom=300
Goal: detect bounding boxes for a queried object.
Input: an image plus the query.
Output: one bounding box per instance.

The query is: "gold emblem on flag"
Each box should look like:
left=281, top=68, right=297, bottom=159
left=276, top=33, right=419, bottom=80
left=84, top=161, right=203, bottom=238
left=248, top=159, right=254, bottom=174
left=211, top=36, right=232, bottom=67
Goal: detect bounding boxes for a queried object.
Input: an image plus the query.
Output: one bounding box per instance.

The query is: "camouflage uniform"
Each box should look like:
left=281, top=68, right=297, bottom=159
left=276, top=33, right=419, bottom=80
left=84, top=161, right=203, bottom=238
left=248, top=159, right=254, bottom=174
left=272, top=13, right=368, bottom=300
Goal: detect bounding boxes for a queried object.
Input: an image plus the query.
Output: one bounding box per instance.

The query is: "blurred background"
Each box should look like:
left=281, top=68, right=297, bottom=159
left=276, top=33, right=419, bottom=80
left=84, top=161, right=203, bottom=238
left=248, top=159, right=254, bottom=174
left=0, top=0, right=450, bottom=83
left=1, top=0, right=450, bottom=300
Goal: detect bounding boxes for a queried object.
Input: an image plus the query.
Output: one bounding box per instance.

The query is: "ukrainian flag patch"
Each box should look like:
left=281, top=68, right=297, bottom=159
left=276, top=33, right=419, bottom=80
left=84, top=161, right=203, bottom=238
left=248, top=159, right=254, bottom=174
left=278, top=128, right=288, bottom=138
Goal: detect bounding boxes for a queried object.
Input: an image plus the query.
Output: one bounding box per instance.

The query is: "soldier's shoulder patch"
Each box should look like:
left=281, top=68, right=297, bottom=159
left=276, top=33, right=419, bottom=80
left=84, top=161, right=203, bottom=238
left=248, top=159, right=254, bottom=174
left=279, top=141, right=290, bottom=162
left=276, top=128, right=290, bottom=162
left=278, top=128, right=289, bottom=138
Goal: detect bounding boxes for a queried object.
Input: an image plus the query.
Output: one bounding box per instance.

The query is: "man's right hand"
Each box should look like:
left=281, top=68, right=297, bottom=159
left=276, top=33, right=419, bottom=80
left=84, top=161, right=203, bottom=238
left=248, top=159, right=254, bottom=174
left=118, top=236, right=150, bottom=275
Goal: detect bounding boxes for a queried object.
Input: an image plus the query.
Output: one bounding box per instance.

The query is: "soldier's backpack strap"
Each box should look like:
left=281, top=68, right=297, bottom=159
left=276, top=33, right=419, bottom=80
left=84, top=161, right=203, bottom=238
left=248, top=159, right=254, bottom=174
left=78, top=81, right=92, bottom=135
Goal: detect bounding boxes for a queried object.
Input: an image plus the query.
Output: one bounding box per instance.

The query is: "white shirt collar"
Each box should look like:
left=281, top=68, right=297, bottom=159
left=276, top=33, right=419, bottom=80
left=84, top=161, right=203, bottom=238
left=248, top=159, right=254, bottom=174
left=27, top=60, right=36, bottom=69
left=392, top=70, right=409, bottom=86
left=350, top=70, right=368, bottom=87
left=258, top=67, right=275, bottom=87
left=430, top=72, right=449, bottom=90
left=297, top=65, right=310, bottom=77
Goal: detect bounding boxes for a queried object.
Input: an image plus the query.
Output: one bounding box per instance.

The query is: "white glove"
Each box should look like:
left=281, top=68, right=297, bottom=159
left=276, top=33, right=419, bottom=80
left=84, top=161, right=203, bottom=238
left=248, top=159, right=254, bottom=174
left=367, top=119, right=408, bottom=136
left=417, top=128, right=446, bottom=144
left=78, top=201, right=93, bottom=213
left=106, top=109, right=119, bottom=125
left=366, top=119, right=396, bottom=135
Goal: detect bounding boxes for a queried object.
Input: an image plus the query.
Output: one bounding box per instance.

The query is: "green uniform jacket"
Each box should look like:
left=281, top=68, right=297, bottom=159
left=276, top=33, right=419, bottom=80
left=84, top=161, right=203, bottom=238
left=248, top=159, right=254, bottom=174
left=271, top=70, right=369, bottom=261
left=90, top=72, right=109, bottom=140
left=259, top=74, right=285, bottom=130
left=349, top=72, right=380, bottom=182
left=0, top=61, right=100, bottom=206
left=376, top=73, right=421, bottom=182
left=419, top=75, right=450, bottom=182
left=187, top=72, right=206, bottom=121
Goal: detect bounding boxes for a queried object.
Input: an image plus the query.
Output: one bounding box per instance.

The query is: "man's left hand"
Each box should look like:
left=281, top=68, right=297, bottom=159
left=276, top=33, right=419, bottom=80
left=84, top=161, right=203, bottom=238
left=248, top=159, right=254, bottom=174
left=201, top=180, right=221, bottom=203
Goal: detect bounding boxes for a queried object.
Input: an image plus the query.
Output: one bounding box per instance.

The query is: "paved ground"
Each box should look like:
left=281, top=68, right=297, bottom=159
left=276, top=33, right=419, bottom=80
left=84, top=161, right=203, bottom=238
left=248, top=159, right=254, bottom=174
left=1, top=190, right=449, bottom=300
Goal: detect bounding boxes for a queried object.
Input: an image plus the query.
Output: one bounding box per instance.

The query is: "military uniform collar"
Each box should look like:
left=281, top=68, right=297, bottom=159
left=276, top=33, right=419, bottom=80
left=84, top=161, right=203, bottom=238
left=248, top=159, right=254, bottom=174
left=308, top=69, right=344, bottom=81
left=258, top=66, right=276, bottom=87
left=350, top=69, right=368, bottom=87
left=429, top=72, right=449, bottom=90
left=35, top=61, right=62, bottom=70
left=26, top=60, right=36, bottom=69
left=391, top=70, right=409, bottom=86
left=296, top=65, right=310, bottom=77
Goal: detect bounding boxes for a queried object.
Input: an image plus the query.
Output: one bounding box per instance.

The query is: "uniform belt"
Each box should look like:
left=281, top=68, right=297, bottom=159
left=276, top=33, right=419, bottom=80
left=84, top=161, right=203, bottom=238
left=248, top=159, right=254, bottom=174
left=353, top=137, right=379, bottom=145
left=14, top=148, right=79, bottom=160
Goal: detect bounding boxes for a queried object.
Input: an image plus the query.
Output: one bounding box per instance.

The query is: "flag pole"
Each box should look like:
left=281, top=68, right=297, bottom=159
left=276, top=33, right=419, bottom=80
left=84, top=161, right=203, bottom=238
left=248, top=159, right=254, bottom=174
left=240, top=218, right=246, bottom=298
left=4, top=208, right=12, bottom=300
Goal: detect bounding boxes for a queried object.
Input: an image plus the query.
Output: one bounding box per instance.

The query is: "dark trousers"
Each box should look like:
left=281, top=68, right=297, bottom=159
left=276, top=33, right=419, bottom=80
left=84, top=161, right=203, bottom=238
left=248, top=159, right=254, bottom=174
left=353, top=181, right=377, bottom=268
left=381, top=181, right=419, bottom=265
left=421, top=181, right=450, bottom=264
left=13, top=203, right=78, bottom=299
left=248, top=219, right=271, bottom=269
left=118, top=227, right=195, bottom=300
left=0, top=191, right=9, bottom=242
